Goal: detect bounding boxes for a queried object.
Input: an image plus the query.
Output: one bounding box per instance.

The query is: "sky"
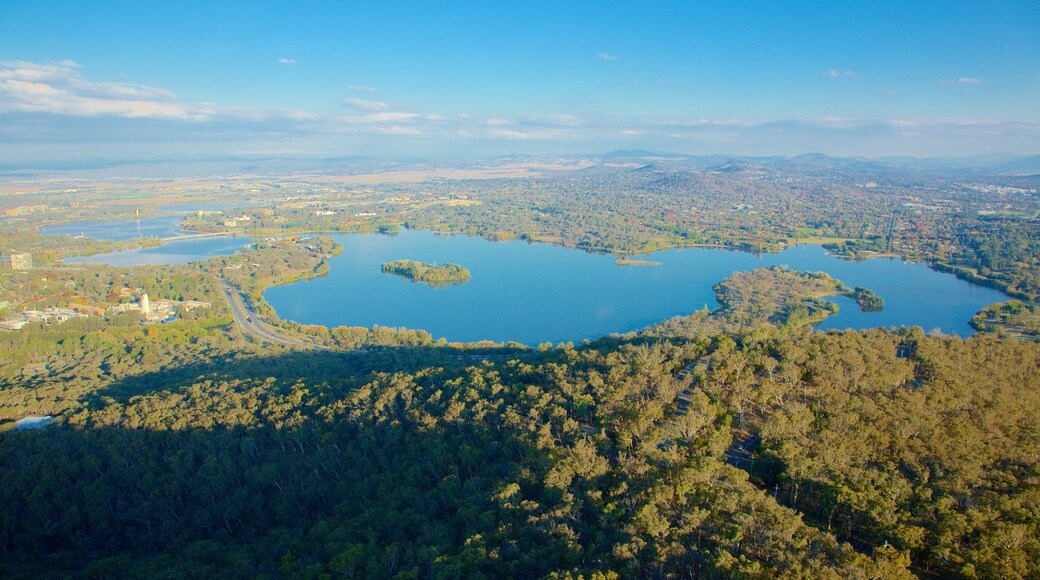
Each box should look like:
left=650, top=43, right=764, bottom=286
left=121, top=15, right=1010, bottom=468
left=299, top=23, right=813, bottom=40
left=1, top=0, right=1039, bottom=163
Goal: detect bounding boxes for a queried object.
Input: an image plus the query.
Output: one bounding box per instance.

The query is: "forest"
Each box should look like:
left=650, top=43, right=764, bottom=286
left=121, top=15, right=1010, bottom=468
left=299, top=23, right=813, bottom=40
left=1, top=160, right=1039, bottom=577
left=1, top=259, right=1037, bottom=578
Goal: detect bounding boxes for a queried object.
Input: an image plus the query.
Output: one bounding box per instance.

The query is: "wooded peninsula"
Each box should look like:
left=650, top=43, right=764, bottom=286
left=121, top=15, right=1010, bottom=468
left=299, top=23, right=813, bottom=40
left=850, top=286, right=885, bottom=312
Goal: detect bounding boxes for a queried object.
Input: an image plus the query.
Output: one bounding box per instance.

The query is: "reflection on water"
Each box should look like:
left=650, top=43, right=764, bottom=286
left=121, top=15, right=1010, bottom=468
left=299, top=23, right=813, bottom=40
left=38, top=215, right=187, bottom=241
left=63, top=237, right=253, bottom=266
left=41, top=213, right=255, bottom=265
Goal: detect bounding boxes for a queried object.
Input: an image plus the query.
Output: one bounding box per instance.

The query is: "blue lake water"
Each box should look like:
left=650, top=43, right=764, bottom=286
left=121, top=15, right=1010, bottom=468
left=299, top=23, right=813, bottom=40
left=40, top=214, right=252, bottom=266
left=63, top=237, right=254, bottom=266
left=265, top=230, right=1009, bottom=344
left=38, top=215, right=187, bottom=241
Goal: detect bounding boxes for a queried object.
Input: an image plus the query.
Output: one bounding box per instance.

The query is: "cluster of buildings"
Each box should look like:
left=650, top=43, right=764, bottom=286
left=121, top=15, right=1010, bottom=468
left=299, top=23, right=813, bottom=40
left=2, top=204, right=48, bottom=217
left=222, top=215, right=252, bottom=228
left=0, top=293, right=211, bottom=332
left=105, top=293, right=211, bottom=323
left=0, top=307, right=85, bottom=331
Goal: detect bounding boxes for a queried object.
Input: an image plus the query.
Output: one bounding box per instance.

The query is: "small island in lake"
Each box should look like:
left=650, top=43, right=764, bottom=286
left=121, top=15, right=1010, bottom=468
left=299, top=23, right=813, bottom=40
left=615, top=257, right=662, bottom=267
left=381, top=259, right=471, bottom=288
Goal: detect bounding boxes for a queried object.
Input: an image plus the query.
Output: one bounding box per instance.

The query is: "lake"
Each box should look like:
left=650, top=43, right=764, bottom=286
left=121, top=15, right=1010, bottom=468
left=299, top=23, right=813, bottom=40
left=40, top=214, right=253, bottom=266
left=265, top=230, right=1008, bottom=344
left=62, top=237, right=254, bottom=266
left=38, top=215, right=189, bottom=241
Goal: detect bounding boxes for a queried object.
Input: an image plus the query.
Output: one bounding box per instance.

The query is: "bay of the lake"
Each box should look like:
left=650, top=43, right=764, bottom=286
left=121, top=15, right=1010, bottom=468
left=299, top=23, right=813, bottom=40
left=265, top=230, right=1008, bottom=345
left=62, top=237, right=254, bottom=266
left=38, top=215, right=189, bottom=241
left=40, top=214, right=253, bottom=266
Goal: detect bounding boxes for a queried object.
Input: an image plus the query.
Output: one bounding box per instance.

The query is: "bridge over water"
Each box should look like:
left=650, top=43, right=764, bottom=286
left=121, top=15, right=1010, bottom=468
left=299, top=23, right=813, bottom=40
left=160, top=232, right=235, bottom=242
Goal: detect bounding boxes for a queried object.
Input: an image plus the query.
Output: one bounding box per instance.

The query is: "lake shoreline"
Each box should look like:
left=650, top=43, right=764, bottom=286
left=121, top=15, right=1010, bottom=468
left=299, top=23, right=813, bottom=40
left=264, top=230, right=1010, bottom=345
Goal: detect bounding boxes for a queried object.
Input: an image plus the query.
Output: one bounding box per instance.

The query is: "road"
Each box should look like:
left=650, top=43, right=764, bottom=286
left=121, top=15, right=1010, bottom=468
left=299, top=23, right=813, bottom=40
left=673, top=357, right=709, bottom=415
left=162, top=232, right=233, bottom=242
left=220, top=282, right=321, bottom=349
left=725, top=433, right=761, bottom=470
left=657, top=358, right=709, bottom=450
left=667, top=357, right=762, bottom=472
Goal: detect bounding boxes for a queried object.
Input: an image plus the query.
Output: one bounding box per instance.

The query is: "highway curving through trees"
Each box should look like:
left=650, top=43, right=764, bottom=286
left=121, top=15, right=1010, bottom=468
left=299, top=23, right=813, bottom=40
left=220, top=282, right=323, bottom=349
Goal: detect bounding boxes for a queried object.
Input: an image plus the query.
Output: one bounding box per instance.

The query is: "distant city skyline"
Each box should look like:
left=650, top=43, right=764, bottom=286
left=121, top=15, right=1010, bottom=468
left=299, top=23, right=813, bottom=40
left=1, top=1, right=1039, bottom=162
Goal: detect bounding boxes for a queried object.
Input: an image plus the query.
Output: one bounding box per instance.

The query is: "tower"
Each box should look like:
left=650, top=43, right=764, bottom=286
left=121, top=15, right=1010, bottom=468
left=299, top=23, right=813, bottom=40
left=141, top=293, right=150, bottom=315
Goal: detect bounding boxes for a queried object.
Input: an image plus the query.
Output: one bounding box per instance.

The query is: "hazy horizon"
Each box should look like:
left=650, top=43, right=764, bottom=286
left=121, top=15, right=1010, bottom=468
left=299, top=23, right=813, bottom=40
left=2, top=1, right=1039, bottom=163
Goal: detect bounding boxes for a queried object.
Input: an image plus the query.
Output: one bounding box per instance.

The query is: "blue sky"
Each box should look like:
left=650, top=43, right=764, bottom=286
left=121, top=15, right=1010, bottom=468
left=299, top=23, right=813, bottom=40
left=1, top=0, right=1039, bottom=162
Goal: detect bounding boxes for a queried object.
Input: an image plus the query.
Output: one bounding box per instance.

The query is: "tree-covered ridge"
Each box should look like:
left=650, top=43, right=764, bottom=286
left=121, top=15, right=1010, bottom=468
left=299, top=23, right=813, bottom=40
left=0, top=267, right=1034, bottom=578
left=756, top=330, right=1040, bottom=578
left=2, top=320, right=1037, bottom=577
left=381, top=259, right=471, bottom=288
left=0, top=337, right=877, bottom=577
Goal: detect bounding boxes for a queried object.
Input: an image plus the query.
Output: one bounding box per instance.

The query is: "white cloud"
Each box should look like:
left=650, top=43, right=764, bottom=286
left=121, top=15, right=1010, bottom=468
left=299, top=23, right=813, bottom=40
left=348, top=85, right=378, bottom=93
left=357, top=112, right=420, bottom=123
left=942, top=77, right=983, bottom=85
left=0, top=60, right=204, bottom=120
left=0, top=59, right=314, bottom=122
left=277, top=58, right=297, bottom=65
left=2, top=61, right=1037, bottom=161
left=488, top=126, right=575, bottom=141
left=597, top=52, right=619, bottom=61
left=372, top=126, right=423, bottom=135
left=343, top=97, right=391, bottom=111
left=823, top=69, right=856, bottom=78
left=490, top=128, right=534, bottom=140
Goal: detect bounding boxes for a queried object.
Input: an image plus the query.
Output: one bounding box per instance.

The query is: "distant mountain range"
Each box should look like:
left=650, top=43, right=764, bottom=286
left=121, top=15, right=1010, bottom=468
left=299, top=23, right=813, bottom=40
left=2, top=151, right=1039, bottom=180
left=588, top=150, right=1040, bottom=177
